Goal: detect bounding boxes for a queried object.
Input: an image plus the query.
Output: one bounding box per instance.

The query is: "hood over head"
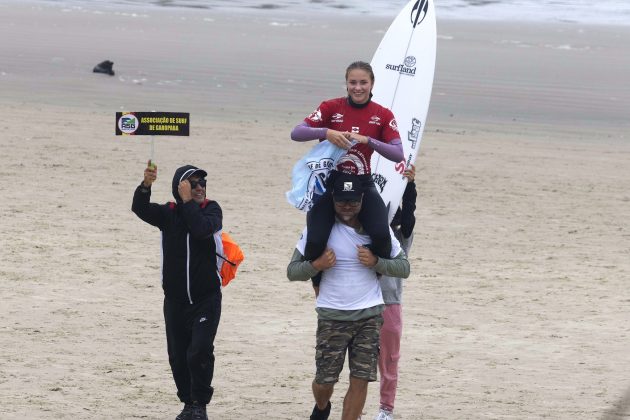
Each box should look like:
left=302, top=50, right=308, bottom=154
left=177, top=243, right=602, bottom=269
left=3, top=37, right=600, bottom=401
left=172, top=165, right=208, bottom=203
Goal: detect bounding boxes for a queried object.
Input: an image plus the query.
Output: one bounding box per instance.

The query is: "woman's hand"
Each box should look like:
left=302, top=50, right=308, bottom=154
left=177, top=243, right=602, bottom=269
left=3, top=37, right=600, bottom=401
left=326, top=129, right=353, bottom=149
left=347, top=132, right=369, bottom=145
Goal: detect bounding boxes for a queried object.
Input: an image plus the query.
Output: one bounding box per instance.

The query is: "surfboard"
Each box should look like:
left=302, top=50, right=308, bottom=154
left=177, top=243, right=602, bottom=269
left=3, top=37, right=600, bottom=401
left=370, top=0, right=436, bottom=222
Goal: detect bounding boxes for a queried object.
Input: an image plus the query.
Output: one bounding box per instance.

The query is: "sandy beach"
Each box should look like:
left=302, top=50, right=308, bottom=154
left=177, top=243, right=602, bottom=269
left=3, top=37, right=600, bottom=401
left=0, top=2, right=629, bottom=419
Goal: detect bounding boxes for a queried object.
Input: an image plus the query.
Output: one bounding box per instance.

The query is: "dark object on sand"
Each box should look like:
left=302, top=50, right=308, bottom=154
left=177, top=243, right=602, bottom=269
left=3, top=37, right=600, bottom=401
left=93, top=60, right=115, bottom=76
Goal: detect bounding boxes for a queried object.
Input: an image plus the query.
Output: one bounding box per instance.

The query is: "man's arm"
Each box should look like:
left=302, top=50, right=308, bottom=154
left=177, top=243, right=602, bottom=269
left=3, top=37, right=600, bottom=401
left=400, top=164, right=417, bottom=239
left=373, top=250, right=410, bottom=278
left=131, top=162, right=165, bottom=228
left=287, top=248, right=319, bottom=281
left=401, top=180, right=417, bottom=239
left=287, top=247, right=336, bottom=281
left=357, top=245, right=410, bottom=278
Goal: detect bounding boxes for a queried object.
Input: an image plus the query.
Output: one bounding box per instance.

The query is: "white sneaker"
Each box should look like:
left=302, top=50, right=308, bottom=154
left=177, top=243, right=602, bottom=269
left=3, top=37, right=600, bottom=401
left=374, top=408, right=394, bottom=420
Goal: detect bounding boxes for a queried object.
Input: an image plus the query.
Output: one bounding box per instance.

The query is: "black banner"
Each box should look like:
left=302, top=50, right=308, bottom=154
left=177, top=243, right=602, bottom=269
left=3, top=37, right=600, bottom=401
left=115, top=112, right=190, bottom=136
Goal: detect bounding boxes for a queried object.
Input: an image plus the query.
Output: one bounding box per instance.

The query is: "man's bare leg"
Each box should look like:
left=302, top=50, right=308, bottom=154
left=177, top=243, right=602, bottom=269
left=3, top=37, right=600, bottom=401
left=342, top=376, right=368, bottom=420
left=312, top=381, right=334, bottom=410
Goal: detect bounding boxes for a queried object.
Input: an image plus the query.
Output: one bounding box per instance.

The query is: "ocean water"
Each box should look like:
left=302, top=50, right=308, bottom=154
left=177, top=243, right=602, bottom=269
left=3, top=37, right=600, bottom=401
left=27, top=0, right=630, bottom=26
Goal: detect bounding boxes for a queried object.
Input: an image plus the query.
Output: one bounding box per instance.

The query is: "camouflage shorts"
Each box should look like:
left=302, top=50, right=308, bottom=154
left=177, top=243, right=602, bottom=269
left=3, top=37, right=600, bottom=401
left=314, top=315, right=383, bottom=384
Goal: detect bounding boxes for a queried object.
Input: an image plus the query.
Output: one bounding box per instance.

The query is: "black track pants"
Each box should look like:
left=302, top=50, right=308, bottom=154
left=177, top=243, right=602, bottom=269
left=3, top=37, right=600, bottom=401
left=163, top=292, right=222, bottom=405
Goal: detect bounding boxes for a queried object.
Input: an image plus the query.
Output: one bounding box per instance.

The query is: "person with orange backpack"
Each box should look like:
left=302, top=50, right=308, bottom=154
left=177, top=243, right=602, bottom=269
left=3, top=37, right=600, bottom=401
left=132, top=162, right=223, bottom=420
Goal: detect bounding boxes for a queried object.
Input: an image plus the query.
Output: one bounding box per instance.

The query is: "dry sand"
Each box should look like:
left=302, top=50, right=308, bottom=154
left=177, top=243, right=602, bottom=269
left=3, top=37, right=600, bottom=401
left=0, top=2, right=629, bottom=419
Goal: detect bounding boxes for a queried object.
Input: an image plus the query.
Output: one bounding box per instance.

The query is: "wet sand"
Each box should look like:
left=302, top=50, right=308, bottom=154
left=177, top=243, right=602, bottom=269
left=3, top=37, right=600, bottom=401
left=0, top=2, right=629, bottom=419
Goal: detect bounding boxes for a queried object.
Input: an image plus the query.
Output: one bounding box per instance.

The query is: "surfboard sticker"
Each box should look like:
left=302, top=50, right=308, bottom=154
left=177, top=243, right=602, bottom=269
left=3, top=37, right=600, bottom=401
left=370, top=0, right=436, bottom=222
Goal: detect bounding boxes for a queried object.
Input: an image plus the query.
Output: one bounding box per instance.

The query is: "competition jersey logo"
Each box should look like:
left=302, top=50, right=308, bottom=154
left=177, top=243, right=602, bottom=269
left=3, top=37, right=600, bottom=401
left=369, top=115, right=381, bottom=125
left=389, top=118, right=399, bottom=132
left=308, top=108, right=322, bottom=123
left=411, top=0, right=429, bottom=27
left=337, top=151, right=369, bottom=175
left=332, top=113, right=344, bottom=123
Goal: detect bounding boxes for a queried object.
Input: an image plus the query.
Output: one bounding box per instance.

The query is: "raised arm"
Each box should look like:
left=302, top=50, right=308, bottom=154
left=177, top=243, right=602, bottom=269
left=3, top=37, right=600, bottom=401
left=131, top=161, right=165, bottom=228
left=401, top=165, right=417, bottom=238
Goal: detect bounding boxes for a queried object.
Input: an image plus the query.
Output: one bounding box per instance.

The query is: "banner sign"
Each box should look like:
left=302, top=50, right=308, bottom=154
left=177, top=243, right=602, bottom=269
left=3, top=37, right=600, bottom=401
left=115, top=112, right=190, bottom=136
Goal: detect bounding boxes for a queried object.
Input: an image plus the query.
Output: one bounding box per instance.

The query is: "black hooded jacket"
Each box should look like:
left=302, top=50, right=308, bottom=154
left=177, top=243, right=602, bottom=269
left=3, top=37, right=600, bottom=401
left=390, top=180, right=417, bottom=239
left=132, top=165, right=223, bottom=304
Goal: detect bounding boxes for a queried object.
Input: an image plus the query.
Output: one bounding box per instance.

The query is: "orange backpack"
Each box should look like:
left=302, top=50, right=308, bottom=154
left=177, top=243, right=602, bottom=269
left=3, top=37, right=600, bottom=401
left=216, top=232, right=244, bottom=287
left=168, top=201, right=244, bottom=287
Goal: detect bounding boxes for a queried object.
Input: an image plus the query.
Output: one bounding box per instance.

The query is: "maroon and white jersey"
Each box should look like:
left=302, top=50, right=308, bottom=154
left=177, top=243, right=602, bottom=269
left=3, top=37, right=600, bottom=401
left=304, top=97, right=399, bottom=175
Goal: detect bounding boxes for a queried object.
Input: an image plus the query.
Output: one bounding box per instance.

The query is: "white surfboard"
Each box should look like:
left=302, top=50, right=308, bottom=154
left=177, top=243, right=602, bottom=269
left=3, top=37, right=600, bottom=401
left=370, top=0, right=436, bottom=222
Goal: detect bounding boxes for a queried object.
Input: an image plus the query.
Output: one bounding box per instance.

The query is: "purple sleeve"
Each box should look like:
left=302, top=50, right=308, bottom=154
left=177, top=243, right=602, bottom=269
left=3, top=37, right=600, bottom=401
left=291, top=122, right=328, bottom=142
left=368, top=137, right=404, bottom=162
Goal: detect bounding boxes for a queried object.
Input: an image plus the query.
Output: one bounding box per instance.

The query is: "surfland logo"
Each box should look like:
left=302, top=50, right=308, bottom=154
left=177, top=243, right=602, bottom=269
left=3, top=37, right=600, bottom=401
left=385, top=56, right=417, bottom=76
left=411, top=0, right=429, bottom=27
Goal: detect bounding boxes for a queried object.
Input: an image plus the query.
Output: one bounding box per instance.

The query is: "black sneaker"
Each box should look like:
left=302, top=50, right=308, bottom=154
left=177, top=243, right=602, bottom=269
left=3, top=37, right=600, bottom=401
left=310, top=401, right=331, bottom=420
left=175, top=403, right=193, bottom=420
left=190, top=402, right=208, bottom=420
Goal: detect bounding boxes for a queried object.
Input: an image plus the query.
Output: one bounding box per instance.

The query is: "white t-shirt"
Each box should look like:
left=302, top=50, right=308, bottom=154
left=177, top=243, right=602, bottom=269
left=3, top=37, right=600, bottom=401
left=296, top=222, right=402, bottom=311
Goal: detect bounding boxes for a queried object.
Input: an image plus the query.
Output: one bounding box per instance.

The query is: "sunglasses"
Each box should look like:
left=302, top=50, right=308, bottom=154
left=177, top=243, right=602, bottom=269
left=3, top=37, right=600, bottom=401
left=188, top=179, right=207, bottom=189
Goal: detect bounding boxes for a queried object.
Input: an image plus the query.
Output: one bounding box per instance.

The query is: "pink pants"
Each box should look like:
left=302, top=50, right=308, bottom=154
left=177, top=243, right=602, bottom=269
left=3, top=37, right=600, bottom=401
left=378, top=304, right=402, bottom=411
